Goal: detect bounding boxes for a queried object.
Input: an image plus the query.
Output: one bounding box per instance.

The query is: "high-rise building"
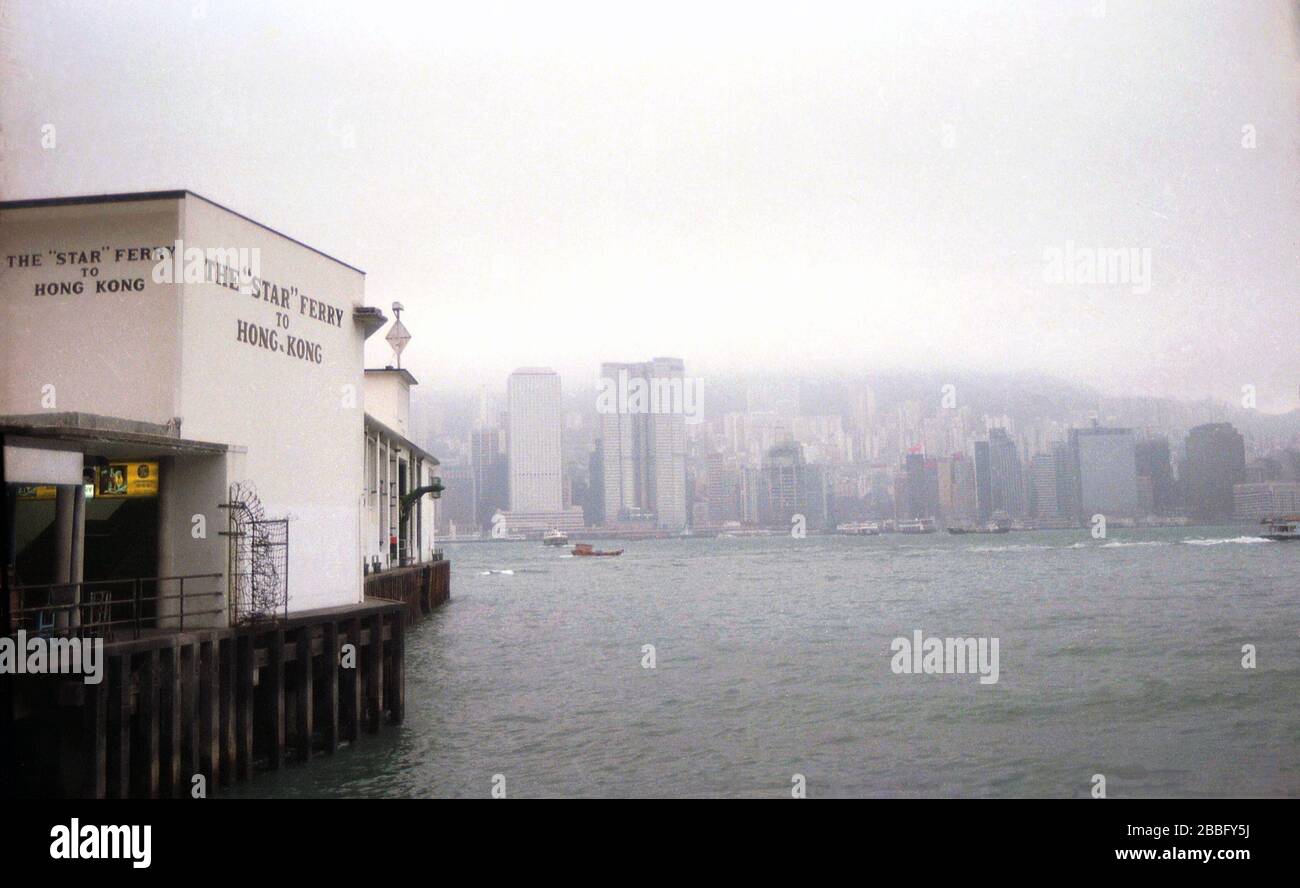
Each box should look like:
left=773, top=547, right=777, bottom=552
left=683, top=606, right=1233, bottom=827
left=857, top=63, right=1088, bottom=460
left=977, top=428, right=1025, bottom=519
left=1183, top=423, right=1246, bottom=523
left=974, top=440, right=992, bottom=522
left=1028, top=452, right=1060, bottom=523
left=585, top=441, right=605, bottom=527
left=1135, top=437, right=1177, bottom=515
left=949, top=453, right=979, bottom=523
left=1069, top=424, right=1138, bottom=522
left=901, top=451, right=940, bottom=520
left=1052, top=441, right=1078, bottom=524
left=597, top=357, right=689, bottom=530
left=470, top=426, right=508, bottom=533
left=705, top=452, right=742, bottom=526
left=435, top=461, right=476, bottom=536
left=507, top=368, right=564, bottom=513
left=759, top=439, right=806, bottom=525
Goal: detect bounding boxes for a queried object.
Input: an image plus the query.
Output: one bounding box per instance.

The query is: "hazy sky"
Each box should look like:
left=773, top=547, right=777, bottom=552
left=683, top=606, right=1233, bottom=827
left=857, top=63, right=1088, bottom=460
left=3, top=1, right=1298, bottom=410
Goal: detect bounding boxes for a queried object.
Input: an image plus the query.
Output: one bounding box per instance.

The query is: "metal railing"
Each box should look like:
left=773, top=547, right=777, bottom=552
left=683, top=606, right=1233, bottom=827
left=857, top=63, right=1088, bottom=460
left=365, top=547, right=446, bottom=575
left=11, top=573, right=225, bottom=641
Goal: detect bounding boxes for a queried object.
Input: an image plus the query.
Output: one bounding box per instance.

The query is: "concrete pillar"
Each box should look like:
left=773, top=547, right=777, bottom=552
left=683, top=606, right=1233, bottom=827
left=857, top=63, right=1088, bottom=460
left=156, top=457, right=177, bottom=629
left=70, top=482, right=85, bottom=628
left=54, top=485, right=75, bottom=629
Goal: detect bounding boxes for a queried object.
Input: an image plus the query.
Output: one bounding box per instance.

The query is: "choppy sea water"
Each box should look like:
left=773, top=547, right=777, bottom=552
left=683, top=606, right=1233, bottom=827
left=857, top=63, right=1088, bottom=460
left=227, top=527, right=1300, bottom=798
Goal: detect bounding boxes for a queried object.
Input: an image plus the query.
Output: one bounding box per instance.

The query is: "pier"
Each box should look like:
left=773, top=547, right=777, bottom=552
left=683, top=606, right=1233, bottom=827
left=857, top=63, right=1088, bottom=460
left=9, top=599, right=419, bottom=798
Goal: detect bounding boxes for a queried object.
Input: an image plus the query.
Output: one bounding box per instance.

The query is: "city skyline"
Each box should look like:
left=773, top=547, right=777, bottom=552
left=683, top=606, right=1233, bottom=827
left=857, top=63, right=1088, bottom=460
left=423, top=357, right=1300, bottom=537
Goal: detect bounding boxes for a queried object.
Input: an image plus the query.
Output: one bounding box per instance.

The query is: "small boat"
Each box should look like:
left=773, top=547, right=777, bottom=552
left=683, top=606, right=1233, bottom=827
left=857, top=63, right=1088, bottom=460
left=571, top=542, right=623, bottom=557
left=1260, top=515, right=1300, bottom=541
left=542, top=528, right=569, bottom=547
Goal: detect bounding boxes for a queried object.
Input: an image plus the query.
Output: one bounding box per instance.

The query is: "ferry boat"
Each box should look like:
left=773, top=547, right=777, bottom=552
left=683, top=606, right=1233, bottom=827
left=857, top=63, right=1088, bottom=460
left=542, top=528, right=569, bottom=547
left=897, top=518, right=936, bottom=534
left=947, top=520, right=1011, bottom=535
left=1260, top=515, right=1300, bottom=542
left=835, top=521, right=881, bottom=536
left=571, top=542, right=623, bottom=557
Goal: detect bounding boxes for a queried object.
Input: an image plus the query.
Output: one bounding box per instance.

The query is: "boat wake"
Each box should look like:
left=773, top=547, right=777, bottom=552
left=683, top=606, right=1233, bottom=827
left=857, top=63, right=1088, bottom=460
left=479, top=569, right=516, bottom=576
left=1182, top=536, right=1271, bottom=546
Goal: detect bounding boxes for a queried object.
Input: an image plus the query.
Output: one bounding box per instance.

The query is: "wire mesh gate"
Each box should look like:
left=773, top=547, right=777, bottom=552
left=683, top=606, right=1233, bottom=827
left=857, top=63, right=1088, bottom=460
left=221, top=482, right=289, bottom=625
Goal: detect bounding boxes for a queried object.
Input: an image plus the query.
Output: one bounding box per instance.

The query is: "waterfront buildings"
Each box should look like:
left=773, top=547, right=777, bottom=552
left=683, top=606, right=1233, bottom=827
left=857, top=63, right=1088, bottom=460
left=1183, top=423, right=1246, bottom=523
left=503, top=367, right=582, bottom=535
left=1233, top=481, right=1300, bottom=522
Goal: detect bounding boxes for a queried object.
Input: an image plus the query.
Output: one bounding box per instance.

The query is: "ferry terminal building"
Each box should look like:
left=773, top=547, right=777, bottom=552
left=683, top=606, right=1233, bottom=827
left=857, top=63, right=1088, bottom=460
left=1, top=191, right=447, bottom=796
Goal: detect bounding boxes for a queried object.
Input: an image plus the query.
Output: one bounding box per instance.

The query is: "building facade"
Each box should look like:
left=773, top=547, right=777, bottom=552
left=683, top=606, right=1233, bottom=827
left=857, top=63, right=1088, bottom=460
left=2, top=191, right=440, bottom=629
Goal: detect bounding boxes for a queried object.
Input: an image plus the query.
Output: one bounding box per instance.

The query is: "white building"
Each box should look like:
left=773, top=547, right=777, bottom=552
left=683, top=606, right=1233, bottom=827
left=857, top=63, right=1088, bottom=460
left=1, top=191, right=440, bottom=630
left=1233, top=481, right=1300, bottom=522
left=501, top=367, right=580, bottom=536
left=597, top=357, right=688, bottom=530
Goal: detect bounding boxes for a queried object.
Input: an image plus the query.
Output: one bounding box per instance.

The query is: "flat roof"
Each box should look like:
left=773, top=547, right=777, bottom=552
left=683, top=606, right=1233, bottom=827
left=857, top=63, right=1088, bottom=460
left=0, top=189, right=366, bottom=275
left=363, top=412, right=439, bottom=465
left=1, top=412, right=242, bottom=457
left=365, top=367, right=419, bottom=386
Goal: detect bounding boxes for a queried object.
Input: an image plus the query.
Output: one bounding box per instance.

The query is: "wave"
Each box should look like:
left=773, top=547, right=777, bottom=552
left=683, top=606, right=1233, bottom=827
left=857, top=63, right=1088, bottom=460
left=1183, top=536, right=1270, bottom=546
left=479, top=569, right=515, bottom=576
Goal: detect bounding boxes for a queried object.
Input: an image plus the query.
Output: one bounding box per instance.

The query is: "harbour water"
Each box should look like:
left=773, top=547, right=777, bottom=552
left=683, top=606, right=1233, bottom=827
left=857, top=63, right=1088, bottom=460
left=229, top=527, right=1299, bottom=798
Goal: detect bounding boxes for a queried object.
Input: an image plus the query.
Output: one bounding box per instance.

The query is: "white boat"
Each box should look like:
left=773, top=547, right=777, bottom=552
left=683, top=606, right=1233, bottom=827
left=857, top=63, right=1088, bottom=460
left=1260, top=515, right=1300, bottom=541
left=836, top=521, right=880, bottom=536
left=542, top=528, right=569, bottom=547
left=897, top=518, right=937, bottom=534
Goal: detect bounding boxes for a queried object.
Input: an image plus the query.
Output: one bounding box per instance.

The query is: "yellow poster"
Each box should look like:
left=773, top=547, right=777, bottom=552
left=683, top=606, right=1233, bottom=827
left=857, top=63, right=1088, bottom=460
left=15, top=485, right=57, bottom=500
left=97, top=462, right=159, bottom=497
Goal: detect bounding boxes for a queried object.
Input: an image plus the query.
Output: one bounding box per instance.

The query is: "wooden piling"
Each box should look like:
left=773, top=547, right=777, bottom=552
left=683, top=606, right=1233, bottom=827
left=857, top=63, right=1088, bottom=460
left=342, top=617, right=361, bottom=743
left=135, top=649, right=160, bottom=798
left=294, top=626, right=313, bottom=762
left=107, top=654, right=130, bottom=799
left=389, top=615, right=405, bottom=725
left=236, top=634, right=255, bottom=781
left=265, top=629, right=285, bottom=770
left=180, top=643, right=199, bottom=790
left=82, top=672, right=106, bottom=799
left=13, top=598, right=417, bottom=798
left=321, top=621, right=339, bottom=753
left=200, top=638, right=219, bottom=785
left=365, top=614, right=383, bottom=734
left=219, top=638, right=236, bottom=786
left=160, top=643, right=182, bottom=797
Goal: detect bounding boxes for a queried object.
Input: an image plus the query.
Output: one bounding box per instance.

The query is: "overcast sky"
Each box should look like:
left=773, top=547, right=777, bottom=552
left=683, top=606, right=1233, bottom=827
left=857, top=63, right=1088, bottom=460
left=2, top=1, right=1297, bottom=410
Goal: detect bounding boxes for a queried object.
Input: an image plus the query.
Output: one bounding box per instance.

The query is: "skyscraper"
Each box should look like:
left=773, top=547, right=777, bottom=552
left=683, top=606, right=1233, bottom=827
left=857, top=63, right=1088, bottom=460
left=597, top=357, right=689, bottom=530
left=1183, top=422, right=1246, bottom=523
left=1069, top=424, right=1138, bottom=522
left=470, top=426, right=508, bottom=533
left=507, top=368, right=564, bottom=513
left=977, top=428, right=1025, bottom=520
left=1135, top=436, right=1177, bottom=515
left=1028, top=452, right=1060, bottom=523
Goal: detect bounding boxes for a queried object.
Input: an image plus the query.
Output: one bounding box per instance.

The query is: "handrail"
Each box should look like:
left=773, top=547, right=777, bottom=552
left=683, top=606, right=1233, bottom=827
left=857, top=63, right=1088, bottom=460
left=12, top=574, right=225, bottom=640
